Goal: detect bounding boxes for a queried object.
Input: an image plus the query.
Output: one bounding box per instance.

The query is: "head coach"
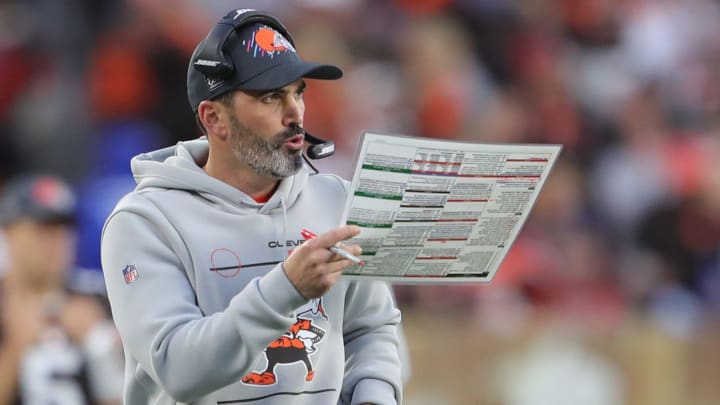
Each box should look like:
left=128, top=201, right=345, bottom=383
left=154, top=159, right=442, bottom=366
left=100, top=8, right=403, bottom=405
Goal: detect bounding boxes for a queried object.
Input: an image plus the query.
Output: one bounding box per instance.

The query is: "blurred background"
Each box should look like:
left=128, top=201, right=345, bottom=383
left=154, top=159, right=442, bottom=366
left=1, top=0, right=719, bottom=404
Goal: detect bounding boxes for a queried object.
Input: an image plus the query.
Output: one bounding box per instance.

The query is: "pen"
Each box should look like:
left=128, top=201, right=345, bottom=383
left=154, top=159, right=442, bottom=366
left=300, top=229, right=366, bottom=266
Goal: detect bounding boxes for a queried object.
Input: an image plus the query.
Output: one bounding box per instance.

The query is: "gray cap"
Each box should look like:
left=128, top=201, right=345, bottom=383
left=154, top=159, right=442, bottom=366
left=0, top=175, right=76, bottom=226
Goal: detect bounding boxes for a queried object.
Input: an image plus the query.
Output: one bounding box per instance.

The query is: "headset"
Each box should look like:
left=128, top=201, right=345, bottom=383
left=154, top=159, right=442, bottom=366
left=193, top=9, right=291, bottom=78
left=193, top=9, right=335, bottom=164
left=303, top=131, right=335, bottom=160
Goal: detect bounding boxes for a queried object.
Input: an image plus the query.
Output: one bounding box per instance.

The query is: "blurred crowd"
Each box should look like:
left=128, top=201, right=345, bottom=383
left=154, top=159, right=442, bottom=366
left=1, top=0, right=720, bottom=404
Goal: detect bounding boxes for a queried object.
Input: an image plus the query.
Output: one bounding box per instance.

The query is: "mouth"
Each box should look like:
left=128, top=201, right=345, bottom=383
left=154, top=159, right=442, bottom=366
left=282, top=134, right=305, bottom=151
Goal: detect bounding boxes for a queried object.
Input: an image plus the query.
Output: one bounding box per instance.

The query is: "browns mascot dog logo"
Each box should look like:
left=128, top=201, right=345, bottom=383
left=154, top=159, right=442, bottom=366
left=242, top=298, right=326, bottom=385
left=254, top=27, right=296, bottom=54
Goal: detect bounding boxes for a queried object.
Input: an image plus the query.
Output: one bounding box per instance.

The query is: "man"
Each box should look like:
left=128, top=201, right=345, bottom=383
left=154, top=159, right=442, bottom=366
left=101, top=9, right=403, bottom=405
left=0, top=174, right=123, bottom=404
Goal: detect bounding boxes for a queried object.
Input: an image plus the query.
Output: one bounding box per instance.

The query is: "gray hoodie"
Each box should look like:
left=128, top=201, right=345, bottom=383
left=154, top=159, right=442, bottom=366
left=101, top=138, right=402, bottom=404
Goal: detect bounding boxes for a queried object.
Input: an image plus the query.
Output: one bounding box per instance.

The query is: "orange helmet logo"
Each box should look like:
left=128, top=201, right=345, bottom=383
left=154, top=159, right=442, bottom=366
left=254, top=27, right=295, bottom=53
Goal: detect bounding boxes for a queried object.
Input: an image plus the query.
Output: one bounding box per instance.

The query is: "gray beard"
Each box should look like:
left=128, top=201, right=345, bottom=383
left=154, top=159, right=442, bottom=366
left=228, top=115, right=303, bottom=178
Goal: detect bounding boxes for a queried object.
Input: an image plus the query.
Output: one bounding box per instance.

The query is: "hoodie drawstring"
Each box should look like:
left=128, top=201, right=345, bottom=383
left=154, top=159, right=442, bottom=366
left=280, top=197, right=289, bottom=259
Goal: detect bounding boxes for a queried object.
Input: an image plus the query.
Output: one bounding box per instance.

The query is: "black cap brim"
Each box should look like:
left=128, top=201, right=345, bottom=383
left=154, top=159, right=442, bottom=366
left=235, top=61, right=343, bottom=91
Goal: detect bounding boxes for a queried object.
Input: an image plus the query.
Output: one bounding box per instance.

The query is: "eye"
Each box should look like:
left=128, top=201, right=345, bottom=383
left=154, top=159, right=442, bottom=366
left=295, top=87, right=306, bottom=100
left=260, top=93, right=280, bottom=104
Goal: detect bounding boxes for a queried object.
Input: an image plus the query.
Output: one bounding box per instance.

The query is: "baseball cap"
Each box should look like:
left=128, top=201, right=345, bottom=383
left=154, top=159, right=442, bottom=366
left=0, top=175, right=77, bottom=226
left=187, top=9, right=343, bottom=112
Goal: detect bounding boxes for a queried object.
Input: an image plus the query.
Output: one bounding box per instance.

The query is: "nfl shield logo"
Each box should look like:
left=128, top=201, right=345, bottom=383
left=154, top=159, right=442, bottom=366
left=123, top=264, right=139, bottom=284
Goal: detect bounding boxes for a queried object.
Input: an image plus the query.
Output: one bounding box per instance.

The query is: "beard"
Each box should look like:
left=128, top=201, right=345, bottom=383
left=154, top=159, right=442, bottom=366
left=228, top=115, right=304, bottom=178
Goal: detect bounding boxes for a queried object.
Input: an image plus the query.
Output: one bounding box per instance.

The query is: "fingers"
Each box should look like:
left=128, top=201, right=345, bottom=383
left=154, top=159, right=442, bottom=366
left=324, top=259, right=355, bottom=274
left=304, top=225, right=360, bottom=250
left=334, top=243, right=362, bottom=258
left=300, top=245, right=361, bottom=267
left=283, top=226, right=363, bottom=299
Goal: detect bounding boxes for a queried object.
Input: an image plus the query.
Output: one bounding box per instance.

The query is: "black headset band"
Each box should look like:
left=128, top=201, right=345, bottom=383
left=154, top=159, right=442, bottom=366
left=193, top=10, right=294, bottom=78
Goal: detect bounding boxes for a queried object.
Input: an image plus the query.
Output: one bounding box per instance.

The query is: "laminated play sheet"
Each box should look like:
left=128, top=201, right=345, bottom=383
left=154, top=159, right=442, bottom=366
left=340, top=132, right=562, bottom=284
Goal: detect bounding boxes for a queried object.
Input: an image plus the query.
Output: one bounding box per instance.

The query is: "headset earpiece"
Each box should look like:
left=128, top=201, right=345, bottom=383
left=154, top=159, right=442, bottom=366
left=193, top=22, right=236, bottom=77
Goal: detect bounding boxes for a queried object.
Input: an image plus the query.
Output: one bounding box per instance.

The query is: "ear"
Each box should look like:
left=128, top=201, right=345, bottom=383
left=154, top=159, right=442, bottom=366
left=198, top=100, right=228, bottom=140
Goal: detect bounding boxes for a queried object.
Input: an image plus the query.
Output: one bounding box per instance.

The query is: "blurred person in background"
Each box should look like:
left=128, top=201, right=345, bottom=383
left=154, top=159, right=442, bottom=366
left=101, top=8, right=402, bottom=405
left=0, top=174, right=123, bottom=405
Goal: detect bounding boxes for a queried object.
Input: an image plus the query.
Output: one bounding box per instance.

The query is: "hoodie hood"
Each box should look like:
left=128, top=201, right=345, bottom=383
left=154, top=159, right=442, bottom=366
left=130, top=137, right=309, bottom=214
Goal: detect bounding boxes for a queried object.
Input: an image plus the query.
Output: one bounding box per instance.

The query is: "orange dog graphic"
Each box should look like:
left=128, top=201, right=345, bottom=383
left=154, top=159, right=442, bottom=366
left=242, top=318, right=325, bottom=385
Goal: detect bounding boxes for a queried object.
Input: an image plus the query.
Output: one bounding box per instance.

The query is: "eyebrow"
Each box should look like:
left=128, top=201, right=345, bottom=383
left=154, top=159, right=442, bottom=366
left=246, top=80, right=306, bottom=98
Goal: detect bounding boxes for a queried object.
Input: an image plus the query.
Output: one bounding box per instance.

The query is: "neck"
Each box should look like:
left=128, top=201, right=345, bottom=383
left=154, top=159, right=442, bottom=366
left=204, top=149, right=281, bottom=200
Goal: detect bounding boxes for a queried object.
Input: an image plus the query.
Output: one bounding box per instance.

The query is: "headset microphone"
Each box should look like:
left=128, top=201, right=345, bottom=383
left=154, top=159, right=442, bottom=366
left=303, top=131, right=335, bottom=160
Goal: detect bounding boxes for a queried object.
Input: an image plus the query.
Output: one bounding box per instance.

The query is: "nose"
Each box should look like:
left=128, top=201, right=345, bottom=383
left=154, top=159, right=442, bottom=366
left=282, top=94, right=304, bottom=128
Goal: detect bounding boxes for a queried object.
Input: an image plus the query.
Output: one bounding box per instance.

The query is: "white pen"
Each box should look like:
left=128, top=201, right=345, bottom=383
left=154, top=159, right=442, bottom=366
left=328, top=245, right=365, bottom=266
left=301, top=229, right=366, bottom=266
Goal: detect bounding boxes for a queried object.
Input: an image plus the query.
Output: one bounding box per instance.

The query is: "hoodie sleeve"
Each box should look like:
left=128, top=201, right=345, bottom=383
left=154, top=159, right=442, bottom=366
left=340, top=280, right=403, bottom=405
left=101, top=205, right=307, bottom=402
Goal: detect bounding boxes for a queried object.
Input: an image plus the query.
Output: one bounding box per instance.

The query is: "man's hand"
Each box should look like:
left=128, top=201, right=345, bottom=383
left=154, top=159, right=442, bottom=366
left=283, top=225, right=362, bottom=299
